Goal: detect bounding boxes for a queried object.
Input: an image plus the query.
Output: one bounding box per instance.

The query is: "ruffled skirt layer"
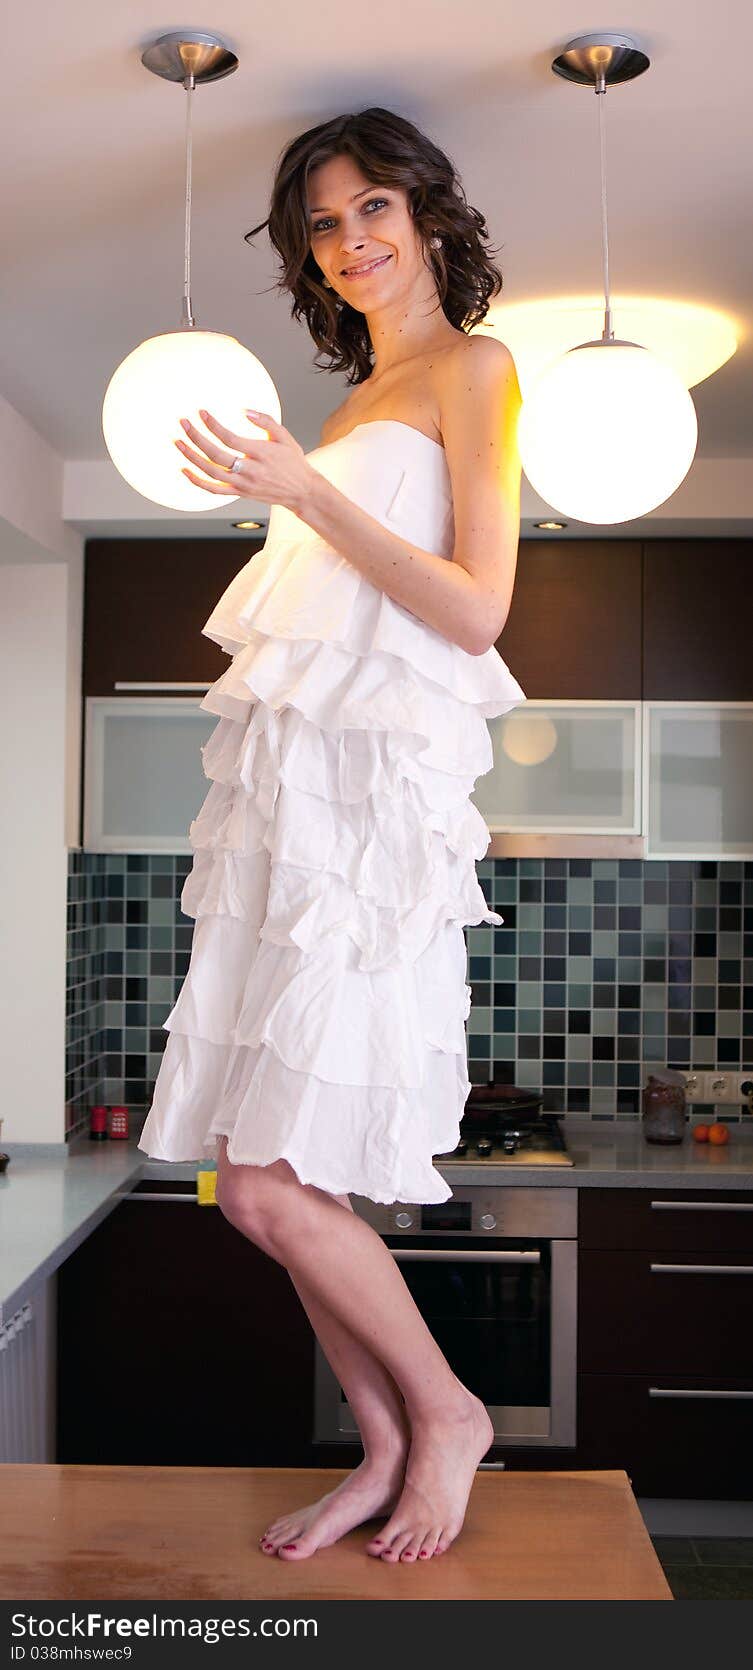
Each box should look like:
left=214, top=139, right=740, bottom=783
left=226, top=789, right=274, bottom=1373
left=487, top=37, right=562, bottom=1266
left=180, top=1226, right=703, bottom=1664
left=137, top=549, right=525, bottom=1203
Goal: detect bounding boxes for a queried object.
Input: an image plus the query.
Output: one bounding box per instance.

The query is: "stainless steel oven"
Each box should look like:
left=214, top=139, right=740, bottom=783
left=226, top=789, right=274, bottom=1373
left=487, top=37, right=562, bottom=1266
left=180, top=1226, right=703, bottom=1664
left=313, top=1185, right=577, bottom=1449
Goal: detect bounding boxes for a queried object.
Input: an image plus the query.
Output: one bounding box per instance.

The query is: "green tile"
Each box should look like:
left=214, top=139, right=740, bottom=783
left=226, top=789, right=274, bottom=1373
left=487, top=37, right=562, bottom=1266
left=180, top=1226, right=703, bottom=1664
left=642, top=985, right=666, bottom=1011
left=643, top=1011, right=665, bottom=1034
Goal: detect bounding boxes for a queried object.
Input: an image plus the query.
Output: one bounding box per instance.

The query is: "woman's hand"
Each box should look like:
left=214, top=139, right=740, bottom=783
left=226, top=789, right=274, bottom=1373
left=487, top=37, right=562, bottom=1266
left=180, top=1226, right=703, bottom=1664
left=174, top=408, right=314, bottom=514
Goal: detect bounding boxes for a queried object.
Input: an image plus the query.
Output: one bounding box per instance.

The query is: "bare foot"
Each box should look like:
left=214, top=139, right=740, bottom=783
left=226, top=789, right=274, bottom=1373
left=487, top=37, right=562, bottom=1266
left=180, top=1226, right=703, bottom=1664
left=259, top=1450, right=408, bottom=1560
left=364, top=1387, right=493, bottom=1562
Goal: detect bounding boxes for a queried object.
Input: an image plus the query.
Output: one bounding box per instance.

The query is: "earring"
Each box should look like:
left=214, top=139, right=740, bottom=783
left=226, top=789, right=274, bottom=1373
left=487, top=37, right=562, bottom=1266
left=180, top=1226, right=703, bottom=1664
left=322, top=276, right=332, bottom=288
left=430, top=234, right=442, bottom=250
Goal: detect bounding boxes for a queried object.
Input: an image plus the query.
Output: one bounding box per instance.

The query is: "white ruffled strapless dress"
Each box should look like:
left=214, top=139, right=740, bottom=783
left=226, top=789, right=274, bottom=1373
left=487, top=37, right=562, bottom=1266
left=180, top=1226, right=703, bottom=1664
left=137, top=419, right=526, bottom=1203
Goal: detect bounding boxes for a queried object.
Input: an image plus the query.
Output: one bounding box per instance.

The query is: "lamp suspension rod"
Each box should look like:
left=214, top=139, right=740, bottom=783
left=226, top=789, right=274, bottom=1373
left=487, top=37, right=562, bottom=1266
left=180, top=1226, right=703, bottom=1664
left=182, top=72, right=196, bottom=329
left=140, top=30, right=240, bottom=331
left=550, top=35, right=650, bottom=350
left=595, top=71, right=613, bottom=343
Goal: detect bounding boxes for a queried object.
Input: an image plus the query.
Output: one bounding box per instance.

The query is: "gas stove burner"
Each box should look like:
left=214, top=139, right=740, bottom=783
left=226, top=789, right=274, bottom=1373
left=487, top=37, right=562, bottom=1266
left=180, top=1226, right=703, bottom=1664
left=440, top=1103, right=573, bottom=1165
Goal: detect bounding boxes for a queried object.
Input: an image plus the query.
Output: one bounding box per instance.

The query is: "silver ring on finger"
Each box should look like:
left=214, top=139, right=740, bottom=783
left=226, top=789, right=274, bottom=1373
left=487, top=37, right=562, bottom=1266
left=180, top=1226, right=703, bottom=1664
left=229, top=454, right=245, bottom=474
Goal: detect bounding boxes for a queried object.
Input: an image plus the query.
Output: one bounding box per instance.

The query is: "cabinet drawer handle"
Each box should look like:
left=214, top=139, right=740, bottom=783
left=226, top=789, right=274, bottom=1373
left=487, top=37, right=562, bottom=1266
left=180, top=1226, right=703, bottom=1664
left=650, top=1262, right=753, bottom=1275
left=649, top=1388, right=753, bottom=1400
left=650, top=1200, right=753, bottom=1212
left=390, top=1248, right=541, bottom=1264
left=117, top=1190, right=198, bottom=1202
left=113, top=681, right=212, bottom=692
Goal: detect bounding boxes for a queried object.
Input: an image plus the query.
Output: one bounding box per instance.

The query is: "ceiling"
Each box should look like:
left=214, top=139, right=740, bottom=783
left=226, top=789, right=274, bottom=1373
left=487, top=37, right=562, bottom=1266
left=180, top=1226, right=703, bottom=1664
left=1, top=1, right=751, bottom=524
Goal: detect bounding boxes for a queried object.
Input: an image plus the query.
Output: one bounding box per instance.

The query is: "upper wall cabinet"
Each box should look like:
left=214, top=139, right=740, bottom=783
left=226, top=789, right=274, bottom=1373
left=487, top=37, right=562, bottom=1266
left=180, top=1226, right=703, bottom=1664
left=83, top=537, right=263, bottom=697
left=494, top=540, right=642, bottom=700
left=643, top=539, right=753, bottom=700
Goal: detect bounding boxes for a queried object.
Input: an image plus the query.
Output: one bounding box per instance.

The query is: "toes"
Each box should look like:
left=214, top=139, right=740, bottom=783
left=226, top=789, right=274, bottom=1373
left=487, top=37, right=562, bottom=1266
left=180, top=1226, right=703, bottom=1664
left=399, top=1534, right=424, bottom=1561
left=416, top=1528, right=442, bottom=1560
left=381, top=1530, right=414, bottom=1562
left=260, top=1522, right=300, bottom=1551
left=277, top=1536, right=315, bottom=1560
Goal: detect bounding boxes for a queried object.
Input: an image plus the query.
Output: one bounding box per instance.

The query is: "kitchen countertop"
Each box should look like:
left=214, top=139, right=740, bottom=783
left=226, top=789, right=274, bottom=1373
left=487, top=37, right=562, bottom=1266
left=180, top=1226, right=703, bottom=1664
left=1, top=1117, right=752, bottom=1324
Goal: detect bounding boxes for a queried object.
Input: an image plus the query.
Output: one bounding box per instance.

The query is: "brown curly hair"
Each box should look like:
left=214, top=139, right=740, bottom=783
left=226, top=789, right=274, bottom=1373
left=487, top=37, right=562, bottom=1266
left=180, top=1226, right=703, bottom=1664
left=244, top=106, right=504, bottom=385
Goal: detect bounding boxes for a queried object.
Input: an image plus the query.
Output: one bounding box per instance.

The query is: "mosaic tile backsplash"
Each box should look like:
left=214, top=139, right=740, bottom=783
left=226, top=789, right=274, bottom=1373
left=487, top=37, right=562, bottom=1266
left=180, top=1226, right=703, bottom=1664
left=66, top=852, right=753, bottom=1141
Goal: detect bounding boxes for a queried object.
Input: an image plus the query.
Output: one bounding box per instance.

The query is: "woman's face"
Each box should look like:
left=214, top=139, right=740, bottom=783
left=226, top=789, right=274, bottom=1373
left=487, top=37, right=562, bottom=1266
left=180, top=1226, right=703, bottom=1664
left=306, top=153, right=428, bottom=310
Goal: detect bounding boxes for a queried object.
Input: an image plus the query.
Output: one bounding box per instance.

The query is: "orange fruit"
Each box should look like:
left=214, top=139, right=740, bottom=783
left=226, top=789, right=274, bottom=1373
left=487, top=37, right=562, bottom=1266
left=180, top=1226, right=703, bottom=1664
left=708, top=1122, right=730, bottom=1145
left=692, top=1124, right=710, bottom=1142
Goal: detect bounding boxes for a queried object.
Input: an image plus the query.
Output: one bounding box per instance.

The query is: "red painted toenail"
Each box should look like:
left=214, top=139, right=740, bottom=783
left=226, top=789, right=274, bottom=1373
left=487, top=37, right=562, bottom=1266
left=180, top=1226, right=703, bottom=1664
left=372, top=1539, right=383, bottom=1545
left=282, top=1543, right=296, bottom=1550
left=419, top=1550, right=428, bottom=1557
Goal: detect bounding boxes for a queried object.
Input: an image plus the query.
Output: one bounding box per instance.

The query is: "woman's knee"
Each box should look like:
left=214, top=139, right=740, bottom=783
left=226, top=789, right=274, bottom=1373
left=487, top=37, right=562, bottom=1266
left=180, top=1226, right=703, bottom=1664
left=214, top=1143, right=299, bottom=1253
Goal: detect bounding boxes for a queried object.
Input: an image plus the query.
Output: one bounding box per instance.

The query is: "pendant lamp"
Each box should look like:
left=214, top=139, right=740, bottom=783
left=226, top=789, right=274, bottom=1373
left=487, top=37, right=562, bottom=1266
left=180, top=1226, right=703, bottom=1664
left=517, top=34, right=698, bottom=525
left=102, top=31, right=281, bottom=513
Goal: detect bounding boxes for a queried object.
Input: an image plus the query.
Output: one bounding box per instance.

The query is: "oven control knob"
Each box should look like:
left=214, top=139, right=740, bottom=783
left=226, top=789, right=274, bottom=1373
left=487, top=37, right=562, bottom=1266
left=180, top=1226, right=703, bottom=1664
left=395, top=1211, right=413, bottom=1229
left=480, top=1212, right=497, bottom=1231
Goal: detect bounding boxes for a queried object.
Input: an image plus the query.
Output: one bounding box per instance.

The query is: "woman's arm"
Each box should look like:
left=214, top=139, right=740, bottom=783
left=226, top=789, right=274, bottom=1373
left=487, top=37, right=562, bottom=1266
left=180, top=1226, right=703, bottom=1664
left=300, top=337, right=522, bottom=656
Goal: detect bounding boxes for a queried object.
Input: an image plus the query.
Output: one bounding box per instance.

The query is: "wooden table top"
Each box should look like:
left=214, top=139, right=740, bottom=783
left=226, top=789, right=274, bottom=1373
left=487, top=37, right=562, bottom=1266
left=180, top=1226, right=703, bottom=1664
left=1, top=1465, right=672, bottom=1600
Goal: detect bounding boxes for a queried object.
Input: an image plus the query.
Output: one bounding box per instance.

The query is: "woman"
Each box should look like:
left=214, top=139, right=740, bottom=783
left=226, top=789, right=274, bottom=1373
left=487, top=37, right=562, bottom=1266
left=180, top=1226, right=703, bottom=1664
left=138, top=106, right=526, bottom=1564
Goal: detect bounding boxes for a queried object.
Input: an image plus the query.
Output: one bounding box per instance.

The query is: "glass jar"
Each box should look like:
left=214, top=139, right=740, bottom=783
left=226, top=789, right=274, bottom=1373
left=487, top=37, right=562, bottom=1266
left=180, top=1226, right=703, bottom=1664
left=642, top=1069, right=688, bottom=1144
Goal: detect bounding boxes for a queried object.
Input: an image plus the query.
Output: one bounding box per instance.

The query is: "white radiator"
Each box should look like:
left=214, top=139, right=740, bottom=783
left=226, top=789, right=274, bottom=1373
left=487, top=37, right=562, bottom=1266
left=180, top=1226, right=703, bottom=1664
left=0, top=1280, right=56, bottom=1462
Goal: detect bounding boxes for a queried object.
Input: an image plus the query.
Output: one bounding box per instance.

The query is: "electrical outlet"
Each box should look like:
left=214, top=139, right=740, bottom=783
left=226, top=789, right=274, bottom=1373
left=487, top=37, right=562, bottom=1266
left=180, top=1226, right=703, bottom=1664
left=683, top=1070, right=707, bottom=1103
left=706, top=1070, right=745, bottom=1105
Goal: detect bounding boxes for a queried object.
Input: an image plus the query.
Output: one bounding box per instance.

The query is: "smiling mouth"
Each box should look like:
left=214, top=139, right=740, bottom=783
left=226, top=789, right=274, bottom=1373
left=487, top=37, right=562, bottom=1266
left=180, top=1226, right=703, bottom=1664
left=341, top=254, right=393, bottom=279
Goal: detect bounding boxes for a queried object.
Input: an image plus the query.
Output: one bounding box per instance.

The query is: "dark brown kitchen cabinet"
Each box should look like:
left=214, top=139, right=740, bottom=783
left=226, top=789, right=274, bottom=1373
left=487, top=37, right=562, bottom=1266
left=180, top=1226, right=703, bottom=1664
left=579, top=1373, right=753, bottom=1498
left=577, top=1188, right=753, bottom=1497
left=83, top=538, right=263, bottom=696
left=643, top=538, right=753, bottom=700
left=494, top=540, right=642, bottom=699
left=56, top=1178, right=320, bottom=1468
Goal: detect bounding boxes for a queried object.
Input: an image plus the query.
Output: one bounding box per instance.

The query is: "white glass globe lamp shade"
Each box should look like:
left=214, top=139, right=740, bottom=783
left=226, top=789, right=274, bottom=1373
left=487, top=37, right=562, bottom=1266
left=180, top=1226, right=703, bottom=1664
left=102, top=329, right=282, bottom=512
left=517, top=340, right=698, bottom=525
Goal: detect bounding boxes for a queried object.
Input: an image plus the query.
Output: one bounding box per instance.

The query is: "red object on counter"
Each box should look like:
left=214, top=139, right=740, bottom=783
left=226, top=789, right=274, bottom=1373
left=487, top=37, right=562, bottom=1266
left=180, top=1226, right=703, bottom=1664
left=89, top=1105, right=109, bottom=1141
left=109, top=1105, right=129, bottom=1140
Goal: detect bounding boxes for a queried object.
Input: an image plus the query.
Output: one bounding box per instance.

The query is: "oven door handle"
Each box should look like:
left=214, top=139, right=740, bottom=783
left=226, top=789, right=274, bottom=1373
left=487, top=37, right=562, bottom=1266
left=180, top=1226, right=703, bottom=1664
left=388, top=1248, right=541, bottom=1264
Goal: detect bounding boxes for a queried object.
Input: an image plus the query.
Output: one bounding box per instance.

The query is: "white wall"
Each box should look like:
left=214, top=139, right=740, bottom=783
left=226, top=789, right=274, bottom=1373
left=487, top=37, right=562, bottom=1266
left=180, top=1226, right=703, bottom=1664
left=0, top=560, right=81, bottom=1143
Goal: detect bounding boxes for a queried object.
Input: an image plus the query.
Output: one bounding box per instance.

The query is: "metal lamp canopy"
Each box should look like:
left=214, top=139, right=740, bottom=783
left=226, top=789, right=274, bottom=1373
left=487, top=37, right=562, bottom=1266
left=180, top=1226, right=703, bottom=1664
left=141, top=30, right=239, bottom=86
left=551, top=33, right=650, bottom=88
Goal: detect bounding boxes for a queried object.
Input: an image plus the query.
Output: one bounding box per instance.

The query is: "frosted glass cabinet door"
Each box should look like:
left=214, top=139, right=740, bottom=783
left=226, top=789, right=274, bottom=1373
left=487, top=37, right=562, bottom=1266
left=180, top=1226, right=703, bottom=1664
left=645, top=703, right=753, bottom=858
left=472, top=701, right=641, bottom=833
left=84, top=697, right=217, bottom=852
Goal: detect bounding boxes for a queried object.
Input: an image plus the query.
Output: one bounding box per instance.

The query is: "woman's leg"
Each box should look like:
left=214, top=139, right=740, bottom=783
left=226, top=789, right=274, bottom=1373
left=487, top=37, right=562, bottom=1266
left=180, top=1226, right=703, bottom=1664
left=258, top=1193, right=412, bottom=1554
left=215, top=1138, right=493, bottom=1563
